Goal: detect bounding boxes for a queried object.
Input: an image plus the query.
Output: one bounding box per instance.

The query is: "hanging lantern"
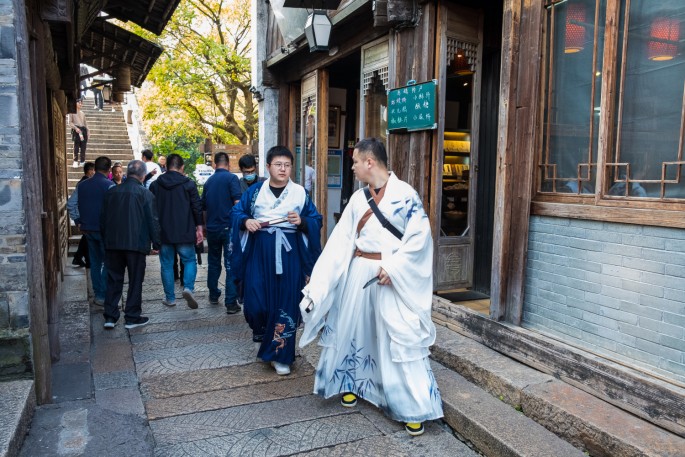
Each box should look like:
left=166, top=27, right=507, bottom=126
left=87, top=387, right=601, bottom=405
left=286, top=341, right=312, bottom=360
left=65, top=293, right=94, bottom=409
left=565, top=3, right=586, bottom=54
left=304, top=10, right=332, bottom=52
left=648, top=18, right=680, bottom=61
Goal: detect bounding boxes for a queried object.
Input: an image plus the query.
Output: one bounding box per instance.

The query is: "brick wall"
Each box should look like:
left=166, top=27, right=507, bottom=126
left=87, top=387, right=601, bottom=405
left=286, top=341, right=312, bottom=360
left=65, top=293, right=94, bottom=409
left=523, top=216, right=685, bottom=384
left=0, top=0, right=31, bottom=377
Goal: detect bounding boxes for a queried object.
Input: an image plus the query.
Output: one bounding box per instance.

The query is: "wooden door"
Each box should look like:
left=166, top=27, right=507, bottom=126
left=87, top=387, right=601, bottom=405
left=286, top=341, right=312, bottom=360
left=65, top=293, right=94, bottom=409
left=433, top=3, right=483, bottom=290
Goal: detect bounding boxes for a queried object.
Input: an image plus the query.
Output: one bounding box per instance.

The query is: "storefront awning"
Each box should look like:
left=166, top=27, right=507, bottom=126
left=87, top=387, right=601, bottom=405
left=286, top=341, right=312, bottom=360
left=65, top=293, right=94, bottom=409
left=80, top=20, right=163, bottom=87
left=103, top=0, right=182, bottom=35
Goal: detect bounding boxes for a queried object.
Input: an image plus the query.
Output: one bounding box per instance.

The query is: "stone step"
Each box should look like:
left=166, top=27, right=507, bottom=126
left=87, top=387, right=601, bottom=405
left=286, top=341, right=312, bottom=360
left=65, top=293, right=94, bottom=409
left=0, top=380, right=35, bottom=457
left=430, top=324, right=685, bottom=457
left=433, top=362, right=584, bottom=457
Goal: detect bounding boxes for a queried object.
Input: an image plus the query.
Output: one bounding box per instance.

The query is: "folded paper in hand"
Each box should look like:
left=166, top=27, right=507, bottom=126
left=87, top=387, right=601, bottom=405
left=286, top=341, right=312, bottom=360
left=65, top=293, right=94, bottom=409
left=259, top=217, right=288, bottom=228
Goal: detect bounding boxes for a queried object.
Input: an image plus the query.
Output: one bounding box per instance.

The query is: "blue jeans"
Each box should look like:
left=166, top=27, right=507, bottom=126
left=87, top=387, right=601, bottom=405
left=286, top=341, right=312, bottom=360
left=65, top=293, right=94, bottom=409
left=207, top=229, right=237, bottom=306
left=159, top=244, right=196, bottom=301
left=85, top=232, right=107, bottom=301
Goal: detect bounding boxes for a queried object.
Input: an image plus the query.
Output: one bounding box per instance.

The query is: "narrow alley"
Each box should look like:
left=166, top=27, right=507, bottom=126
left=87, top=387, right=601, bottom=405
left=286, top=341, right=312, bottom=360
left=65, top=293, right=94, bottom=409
left=18, top=256, right=480, bottom=456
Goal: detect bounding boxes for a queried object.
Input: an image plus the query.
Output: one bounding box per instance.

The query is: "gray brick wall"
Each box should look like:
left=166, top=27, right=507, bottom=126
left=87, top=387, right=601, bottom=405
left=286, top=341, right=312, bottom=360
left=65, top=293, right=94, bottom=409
left=523, top=216, right=685, bottom=384
left=0, top=2, right=29, bottom=334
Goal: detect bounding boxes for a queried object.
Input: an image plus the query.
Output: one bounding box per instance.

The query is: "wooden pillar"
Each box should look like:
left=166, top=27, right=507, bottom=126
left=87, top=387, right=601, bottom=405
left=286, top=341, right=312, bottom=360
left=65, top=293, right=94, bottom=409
left=315, top=69, right=329, bottom=243
left=14, top=0, right=52, bottom=404
left=490, top=0, right=543, bottom=324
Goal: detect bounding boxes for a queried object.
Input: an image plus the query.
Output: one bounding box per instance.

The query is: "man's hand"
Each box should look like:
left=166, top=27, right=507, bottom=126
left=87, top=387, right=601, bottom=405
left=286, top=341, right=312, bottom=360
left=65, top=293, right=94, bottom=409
left=245, top=219, right=262, bottom=233
left=195, top=226, right=204, bottom=245
left=377, top=267, right=392, bottom=286
left=287, top=211, right=301, bottom=226
left=151, top=168, right=158, bottom=176
left=150, top=249, right=159, bottom=255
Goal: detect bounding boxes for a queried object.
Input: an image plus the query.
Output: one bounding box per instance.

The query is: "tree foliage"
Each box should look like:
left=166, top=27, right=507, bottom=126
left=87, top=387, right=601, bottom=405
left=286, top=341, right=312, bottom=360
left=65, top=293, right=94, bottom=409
left=138, top=0, right=256, bottom=146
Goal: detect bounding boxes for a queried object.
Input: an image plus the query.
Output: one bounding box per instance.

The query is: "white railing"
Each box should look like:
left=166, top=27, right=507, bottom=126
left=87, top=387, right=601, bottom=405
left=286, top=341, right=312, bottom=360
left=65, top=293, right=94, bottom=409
left=123, top=90, right=149, bottom=159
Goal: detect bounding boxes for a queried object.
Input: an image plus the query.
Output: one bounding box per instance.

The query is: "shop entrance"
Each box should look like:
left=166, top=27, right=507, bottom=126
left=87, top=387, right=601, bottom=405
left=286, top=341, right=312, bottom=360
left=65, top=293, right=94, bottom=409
left=434, top=0, right=501, bottom=310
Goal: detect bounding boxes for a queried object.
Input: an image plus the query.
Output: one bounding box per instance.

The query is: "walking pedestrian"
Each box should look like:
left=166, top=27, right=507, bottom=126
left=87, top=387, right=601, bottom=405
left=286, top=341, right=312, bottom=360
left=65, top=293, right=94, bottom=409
left=157, top=155, right=167, bottom=173
left=201, top=151, right=242, bottom=314
left=299, top=138, right=443, bottom=436
left=68, top=99, right=88, bottom=168
left=150, top=153, right=203, bottom=309
left=92, top=85, right=104, bottom=111
left=111, top=162, right=125, bottom=185
left=66, top=162, right=95, bottom=267
left=231, top=146, right=322, bottom=375
left=101, top=160, right=161, bottom=329
left=238, top=154, right=265, bottom=192
left=76, top=156, right=114, bottom=306
left=142, top=149, right=161, bottom=188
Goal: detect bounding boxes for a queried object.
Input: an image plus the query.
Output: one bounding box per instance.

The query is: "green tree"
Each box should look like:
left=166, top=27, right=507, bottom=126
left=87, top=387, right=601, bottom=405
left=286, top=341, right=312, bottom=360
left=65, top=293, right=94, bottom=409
left=138, top=0, right=256, bottom=146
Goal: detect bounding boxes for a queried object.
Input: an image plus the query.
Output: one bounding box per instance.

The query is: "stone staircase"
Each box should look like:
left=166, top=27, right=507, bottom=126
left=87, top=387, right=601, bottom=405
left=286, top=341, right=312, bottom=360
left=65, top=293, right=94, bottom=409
left=67, top=102, right=135, bottom=247
left=67, top=102, right=135, bottom=195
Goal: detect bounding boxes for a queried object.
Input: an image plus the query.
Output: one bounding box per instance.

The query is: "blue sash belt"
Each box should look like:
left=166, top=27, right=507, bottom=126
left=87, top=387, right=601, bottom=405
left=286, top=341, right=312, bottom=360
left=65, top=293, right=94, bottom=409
left=260, top=227, right=296, bottom=274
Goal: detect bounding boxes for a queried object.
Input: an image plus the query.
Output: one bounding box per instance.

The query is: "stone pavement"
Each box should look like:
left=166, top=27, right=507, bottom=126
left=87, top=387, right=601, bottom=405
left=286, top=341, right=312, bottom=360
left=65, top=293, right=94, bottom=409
left=20, top=254, right=481, bottom=457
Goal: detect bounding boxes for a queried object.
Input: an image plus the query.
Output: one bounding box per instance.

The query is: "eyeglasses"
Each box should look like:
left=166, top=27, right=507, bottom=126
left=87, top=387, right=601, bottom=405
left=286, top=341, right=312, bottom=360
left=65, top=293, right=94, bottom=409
left=269, top=162, right=292, bottom=169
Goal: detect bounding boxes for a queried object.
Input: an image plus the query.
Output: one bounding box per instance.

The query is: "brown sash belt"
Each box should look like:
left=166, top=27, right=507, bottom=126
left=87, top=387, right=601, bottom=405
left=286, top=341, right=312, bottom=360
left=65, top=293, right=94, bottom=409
left=355, top=248, right=381, bottom=260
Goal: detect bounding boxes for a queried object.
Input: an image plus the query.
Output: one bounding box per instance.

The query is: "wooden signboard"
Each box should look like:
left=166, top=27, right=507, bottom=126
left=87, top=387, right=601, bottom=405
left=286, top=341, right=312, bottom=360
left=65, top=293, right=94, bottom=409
left=387, top=80, right=437, bottom=132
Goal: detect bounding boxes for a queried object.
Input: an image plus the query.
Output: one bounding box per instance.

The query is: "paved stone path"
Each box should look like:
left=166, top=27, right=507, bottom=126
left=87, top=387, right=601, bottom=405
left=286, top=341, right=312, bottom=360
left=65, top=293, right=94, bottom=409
left=21, top=254, right=480, bottom=456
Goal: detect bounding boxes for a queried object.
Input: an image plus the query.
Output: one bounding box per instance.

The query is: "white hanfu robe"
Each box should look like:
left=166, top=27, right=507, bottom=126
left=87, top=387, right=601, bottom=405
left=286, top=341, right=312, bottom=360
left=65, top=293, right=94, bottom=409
left=300, top=172, right=443, bottom=423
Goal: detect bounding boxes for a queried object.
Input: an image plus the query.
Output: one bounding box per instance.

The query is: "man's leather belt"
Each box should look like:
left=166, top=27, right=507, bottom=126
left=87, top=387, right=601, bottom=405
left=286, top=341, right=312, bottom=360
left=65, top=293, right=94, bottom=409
left=355, top=248, right=381, bottom=260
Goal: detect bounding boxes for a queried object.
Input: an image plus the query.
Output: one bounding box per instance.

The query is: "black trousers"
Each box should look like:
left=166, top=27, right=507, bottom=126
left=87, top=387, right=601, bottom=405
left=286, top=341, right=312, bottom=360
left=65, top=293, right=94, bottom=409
left=103, top=250, right=146, bottom=322
left=72, top=235, right=90, bottom=267
left=73, top=128, right=88, bottom=162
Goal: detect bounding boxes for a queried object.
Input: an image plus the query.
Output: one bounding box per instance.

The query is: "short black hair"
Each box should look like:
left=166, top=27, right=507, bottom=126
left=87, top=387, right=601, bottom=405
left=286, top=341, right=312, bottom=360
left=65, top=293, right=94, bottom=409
left=238, top=154, right=257, bottom=169
left=167, top=153, right=184, bottom=170
left=83, top=162, right=95, bottom=174
left=94, top=156, right=112, bottom=173
left=354, top=138, right=387, bottom=168
left=141, top=149, right=153, bottom=161
left=214, top=152, right=229, bottom=166
left=266, top=146, right=294, bottom=165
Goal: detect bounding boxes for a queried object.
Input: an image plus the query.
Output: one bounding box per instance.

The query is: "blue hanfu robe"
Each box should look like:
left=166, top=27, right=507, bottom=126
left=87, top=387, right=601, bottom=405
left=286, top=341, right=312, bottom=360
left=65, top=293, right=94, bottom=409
left=231, top=179, right=322, bottom=365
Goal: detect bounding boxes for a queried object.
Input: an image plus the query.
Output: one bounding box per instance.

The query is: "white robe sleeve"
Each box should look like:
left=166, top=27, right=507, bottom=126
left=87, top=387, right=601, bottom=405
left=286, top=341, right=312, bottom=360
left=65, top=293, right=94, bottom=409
left=378, top=192, right=436, bottom=361
left=299, top=193, right=359, bottom=347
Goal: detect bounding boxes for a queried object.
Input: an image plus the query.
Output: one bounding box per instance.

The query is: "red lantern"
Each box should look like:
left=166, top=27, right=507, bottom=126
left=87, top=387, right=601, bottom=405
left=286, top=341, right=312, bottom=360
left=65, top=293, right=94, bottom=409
left=648, top=18, right=680, bottom=61
left=565, top=3, right=586, bottom=54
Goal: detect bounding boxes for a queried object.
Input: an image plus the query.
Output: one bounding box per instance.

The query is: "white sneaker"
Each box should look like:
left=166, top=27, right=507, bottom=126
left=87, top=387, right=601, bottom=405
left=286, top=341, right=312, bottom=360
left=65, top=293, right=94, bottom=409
left=72, top=161, right=79, bottom=168
left=162, top=299, right=176, bottom=307
left=271, top=361, right=291, bottom=376
left=182, top=289, right=198, bottom=309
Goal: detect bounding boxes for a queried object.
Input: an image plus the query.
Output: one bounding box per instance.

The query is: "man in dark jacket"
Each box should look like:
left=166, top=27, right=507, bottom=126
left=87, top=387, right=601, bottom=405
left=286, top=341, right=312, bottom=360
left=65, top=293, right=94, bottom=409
left=202, top=151, right=242, bottom=314
left=77, top=156, right=114, bottom=305
left=150, top=153, right=204, bottom=309
left=101, top=160, right=161, bottom=329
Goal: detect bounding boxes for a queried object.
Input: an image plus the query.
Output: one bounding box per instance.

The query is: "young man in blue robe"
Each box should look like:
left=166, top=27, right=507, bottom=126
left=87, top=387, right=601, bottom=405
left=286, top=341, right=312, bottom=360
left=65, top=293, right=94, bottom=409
left=232, top=146, right=322, bottom=375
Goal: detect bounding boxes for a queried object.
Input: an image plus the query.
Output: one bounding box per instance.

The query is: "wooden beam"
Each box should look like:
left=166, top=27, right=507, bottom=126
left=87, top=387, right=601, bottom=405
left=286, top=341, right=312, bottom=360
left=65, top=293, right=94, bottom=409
left=532, top=201, right=685, bottom=229
left=490, top=0, right=521, bottom=322
left=14, top=0, right=52, bottom=404
left=503, top=1, right=543, bottom=325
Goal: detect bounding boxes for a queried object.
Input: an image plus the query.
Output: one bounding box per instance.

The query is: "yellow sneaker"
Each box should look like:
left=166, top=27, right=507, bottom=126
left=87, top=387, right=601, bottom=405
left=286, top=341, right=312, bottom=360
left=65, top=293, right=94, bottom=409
left=405, top=422, right=425, bottom=436
left=341, top=393, right=357, bottom=407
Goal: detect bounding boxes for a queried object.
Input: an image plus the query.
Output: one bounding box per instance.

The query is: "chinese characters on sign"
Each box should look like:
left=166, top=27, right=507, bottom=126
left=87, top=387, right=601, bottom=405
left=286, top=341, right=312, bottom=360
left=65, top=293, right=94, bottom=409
left=387, top=80, right=437, bottom=132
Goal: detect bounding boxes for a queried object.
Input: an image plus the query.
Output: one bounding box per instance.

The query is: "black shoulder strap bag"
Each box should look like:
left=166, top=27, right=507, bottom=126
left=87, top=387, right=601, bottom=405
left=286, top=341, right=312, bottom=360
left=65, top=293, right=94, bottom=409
left=363, top=187, right=404, bottom=240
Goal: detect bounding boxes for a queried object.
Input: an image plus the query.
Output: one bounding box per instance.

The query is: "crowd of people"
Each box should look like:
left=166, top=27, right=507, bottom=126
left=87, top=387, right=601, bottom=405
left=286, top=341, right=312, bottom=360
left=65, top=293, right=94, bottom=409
left=66, top=139, right=442, bottom=436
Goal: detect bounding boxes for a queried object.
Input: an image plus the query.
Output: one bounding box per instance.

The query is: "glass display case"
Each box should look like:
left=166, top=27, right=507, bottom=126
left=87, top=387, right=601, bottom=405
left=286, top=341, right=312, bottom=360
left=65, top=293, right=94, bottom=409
left=441, top=130, right=470, bottom=237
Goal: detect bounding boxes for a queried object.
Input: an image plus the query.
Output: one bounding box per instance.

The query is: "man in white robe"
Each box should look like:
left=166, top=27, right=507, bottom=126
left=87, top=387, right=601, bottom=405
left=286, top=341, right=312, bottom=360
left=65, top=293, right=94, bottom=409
left=299, top=138, right=443, bottom=436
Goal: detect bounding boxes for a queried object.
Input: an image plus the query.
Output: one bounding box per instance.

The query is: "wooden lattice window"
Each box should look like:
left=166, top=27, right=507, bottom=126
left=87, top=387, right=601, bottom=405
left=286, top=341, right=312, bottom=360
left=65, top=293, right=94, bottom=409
left=540, top=0, right=685, bottom=206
